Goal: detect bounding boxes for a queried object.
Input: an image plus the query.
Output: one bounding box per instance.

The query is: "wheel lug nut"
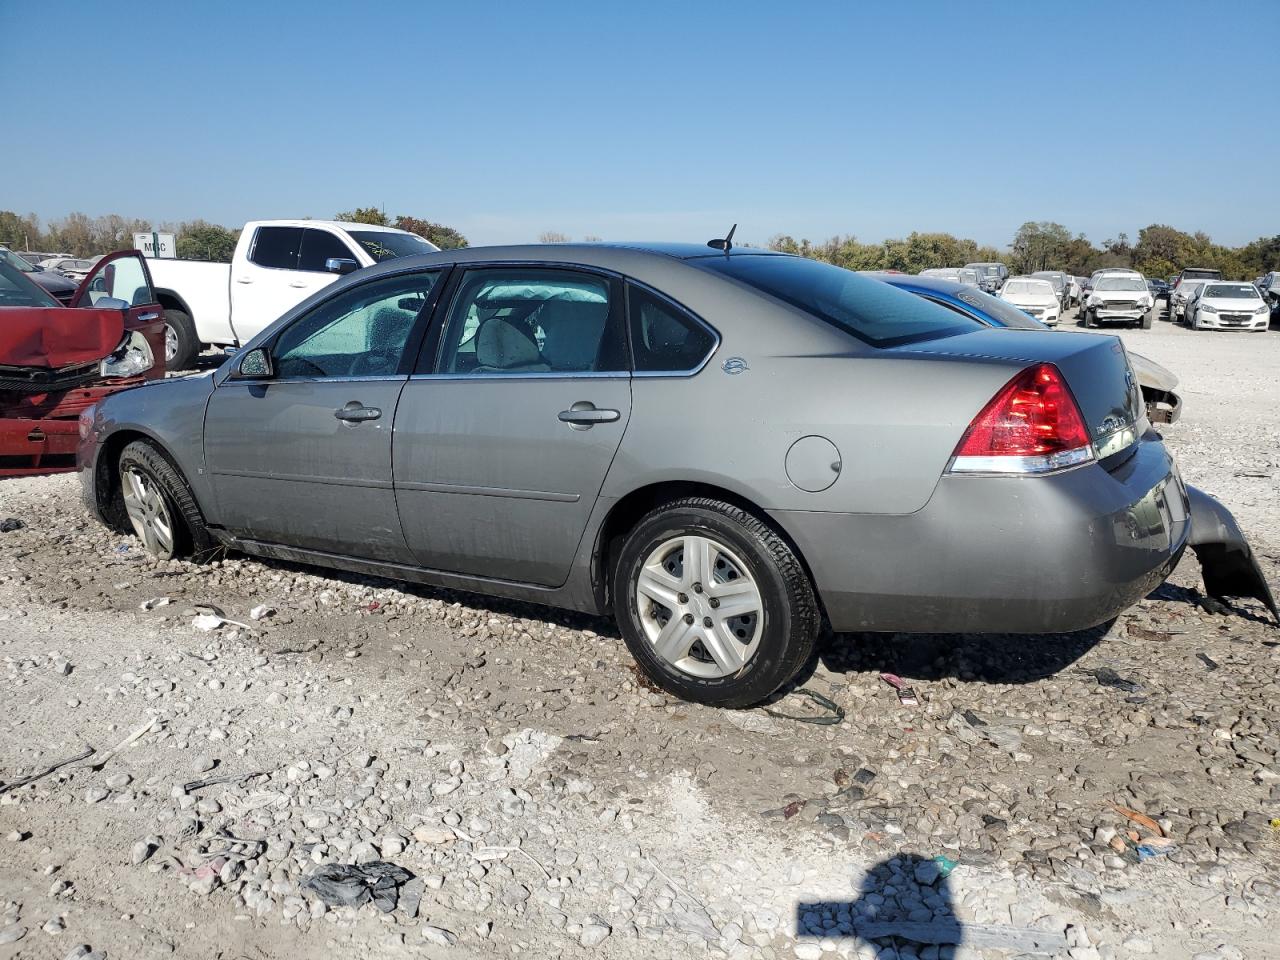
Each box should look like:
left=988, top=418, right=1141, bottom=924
left=693, top=583, right=703, bottom=594
left=678, top=593, right=688, bottom=604
left=709, top=598, right=720, bottom=608
left=683, top=613, right=695, bottom=625
left=702, top=617, right=713, bottom=628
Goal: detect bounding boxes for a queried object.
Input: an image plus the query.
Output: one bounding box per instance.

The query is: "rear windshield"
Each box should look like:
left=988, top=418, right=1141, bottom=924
left=696, top=255, right=981, bottom=347
left=967, top=263, right=1003, bottom=277
left=1203, top=284, right=1259, bottom=299
left=1096, top=277, right=1147, bottom=292
left=348, top=230, right=437, bottom=262
left=0, top=259, right=60, bottom=308
left=1181, top=269, right=1221, bottom=281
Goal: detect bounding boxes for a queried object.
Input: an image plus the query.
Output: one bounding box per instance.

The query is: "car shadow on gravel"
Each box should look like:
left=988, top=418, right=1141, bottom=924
left=810, top=620, right=1115, bottom=686
left=797, top=853, right=965, bottom=954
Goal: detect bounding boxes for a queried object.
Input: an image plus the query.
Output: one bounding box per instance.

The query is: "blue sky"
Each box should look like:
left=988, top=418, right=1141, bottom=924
left=3, top=0, right=1276, bottom=249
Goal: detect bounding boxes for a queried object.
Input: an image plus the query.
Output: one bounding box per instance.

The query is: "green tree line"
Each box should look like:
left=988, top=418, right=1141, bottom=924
left=770, top=221, right=1280, bottom=281
left=0, top=208, right=470, bottom=262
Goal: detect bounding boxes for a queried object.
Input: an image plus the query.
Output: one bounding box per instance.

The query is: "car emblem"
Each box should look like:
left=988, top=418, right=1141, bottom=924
left=722, top=357, right=749, bottom=375
left=1097, top=414, right=1127, bottom=436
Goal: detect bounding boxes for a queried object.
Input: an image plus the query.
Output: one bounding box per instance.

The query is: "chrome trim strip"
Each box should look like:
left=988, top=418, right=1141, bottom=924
left=395, top=480, right=579, bottom=502
left=947, top=445, right=1095, bottom=476
left=227, top=375, right=409, bottom=385
left=408, top=372, right=629, bottom=381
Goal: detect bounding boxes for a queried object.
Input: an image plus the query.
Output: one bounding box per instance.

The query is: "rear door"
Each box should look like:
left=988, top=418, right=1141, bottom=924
left=71, top=251, right=166, bottom=377
left=204, top=269, right=445, bottom=561
left=393, top=266, right=632, bottom=586
left=230, top=225, right=304, bottom=341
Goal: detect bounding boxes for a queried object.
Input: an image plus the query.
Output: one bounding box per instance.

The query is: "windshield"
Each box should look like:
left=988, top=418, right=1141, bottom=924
left=696, top=254, right=981, bottom=347
left=0, top=249, right=38, bottom=273
left=0, top=259, right=60, bottom=307
left=1203, top=284, right=1260, bottom=299
left=1003, top=280, right=1051, bottom=296
left=952, top=288, right=1046, bottom=329
left=348, top=230, right=437, bottom=262
left=1096, top=277, right=1147, bottom=292
left=1181, top=268, right=1221, bottom=281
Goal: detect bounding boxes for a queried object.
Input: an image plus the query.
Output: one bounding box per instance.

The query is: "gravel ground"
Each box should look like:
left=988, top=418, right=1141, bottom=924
left=1, top=308, right=1278, bottom=960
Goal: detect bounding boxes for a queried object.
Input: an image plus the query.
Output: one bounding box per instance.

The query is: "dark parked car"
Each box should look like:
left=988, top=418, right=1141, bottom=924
left=0, top=246, right=79, bottom=304
left=1147, top=278, right=1171, bottom=300
left=78, top=243, right=1276, bottom=706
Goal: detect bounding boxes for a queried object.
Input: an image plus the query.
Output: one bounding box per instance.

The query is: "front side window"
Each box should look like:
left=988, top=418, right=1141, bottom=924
left=80, top=254, right=155, bottom=307
left=272, top=271, right=441, bottom=379
left=436, top=269, right=625, bottom=374
left=628, top=284, right=716, bottom=372
left=298, top=229, right=357, bottom=272
left=249, top=226, right=303, bottom=270
left=697, top=254, right=981, bottom=347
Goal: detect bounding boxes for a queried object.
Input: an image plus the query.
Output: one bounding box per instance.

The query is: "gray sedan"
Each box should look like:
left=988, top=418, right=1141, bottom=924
left=78, top=243, right=1276, bottom=706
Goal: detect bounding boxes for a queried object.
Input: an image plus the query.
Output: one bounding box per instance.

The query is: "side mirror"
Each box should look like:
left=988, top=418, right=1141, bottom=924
left=325, top=257, right=358, bottom=275
left=93, top=296, right=131, bottom=310
left=235, top=347, right=273, bottom=379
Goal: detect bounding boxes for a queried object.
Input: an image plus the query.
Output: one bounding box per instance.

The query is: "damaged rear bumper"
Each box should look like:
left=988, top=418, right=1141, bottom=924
left=1187, top=485, right=1278, bottom=622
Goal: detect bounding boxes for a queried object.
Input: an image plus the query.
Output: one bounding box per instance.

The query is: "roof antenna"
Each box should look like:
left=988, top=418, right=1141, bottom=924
left=707, top=223, right=737, bottom=254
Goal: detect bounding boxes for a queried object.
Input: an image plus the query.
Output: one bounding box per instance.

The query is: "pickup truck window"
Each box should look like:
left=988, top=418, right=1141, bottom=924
left=349, top=230, right=437, bottom=262
left=250, top=226, right=304, bottom=270
left=298, top=229, right=357, bottom=272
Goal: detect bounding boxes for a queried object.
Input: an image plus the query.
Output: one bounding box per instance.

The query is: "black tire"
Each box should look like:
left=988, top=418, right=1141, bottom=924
left=1141, top=311, right=1153, bottom=329
left=163, top=309, right=200, bottom=371
left=117, top=440, right=216, bottom=561
left=611, top=497, right=819, bottom=708
left=1083, top=309, right=1094, bottom=328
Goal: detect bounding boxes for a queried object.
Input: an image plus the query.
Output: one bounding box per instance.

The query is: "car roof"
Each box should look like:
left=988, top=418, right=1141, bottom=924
left=246, top=219, right=416, bottom=234
left=871, top=273, right=970, bottom=295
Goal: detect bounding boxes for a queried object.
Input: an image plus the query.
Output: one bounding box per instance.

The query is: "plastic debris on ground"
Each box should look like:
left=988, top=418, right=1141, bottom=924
left=1078, top=666, right=1141, bottom=693
left=879, top=672, right=919, bottom=705
left=0, top=518, right=24, bottom=533
left=302, top=861, right=414, bottom=913
left=140, top=597, right=172, bottom=611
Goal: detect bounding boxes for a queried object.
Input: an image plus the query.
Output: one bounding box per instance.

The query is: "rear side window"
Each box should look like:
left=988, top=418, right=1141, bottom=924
left=628, top=285, right=716, bottom=372
left=298, top=229, right=357, bottom=272
left=250, top=226, right=303, bottom=269
left=696, top=255, right=981, bottom=347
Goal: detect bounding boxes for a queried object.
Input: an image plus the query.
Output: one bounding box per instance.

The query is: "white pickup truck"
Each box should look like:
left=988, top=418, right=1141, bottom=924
left=148, top=220, right=439, bottom=369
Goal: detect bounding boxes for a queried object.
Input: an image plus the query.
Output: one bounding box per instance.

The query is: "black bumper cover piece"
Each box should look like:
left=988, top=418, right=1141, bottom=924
left=1187, top=485, right=1278, bottom=622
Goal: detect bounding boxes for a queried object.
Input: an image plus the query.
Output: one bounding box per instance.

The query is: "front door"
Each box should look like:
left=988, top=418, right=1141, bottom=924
left=394, top=267, right=632, bottom=587
left=71, top=250, right=167, bottom=376
left=204, top=269, right=443, bottom=561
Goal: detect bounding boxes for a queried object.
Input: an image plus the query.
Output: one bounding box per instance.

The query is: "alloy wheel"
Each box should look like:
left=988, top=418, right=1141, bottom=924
left=121, top=466, right=175, bottom=556
left=635, top=535, right=764, bottom=679
left=164, top=323, right=179, bottom=364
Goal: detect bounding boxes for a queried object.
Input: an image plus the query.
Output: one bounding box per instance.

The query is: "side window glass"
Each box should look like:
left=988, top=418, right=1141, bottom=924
left=80, top=254, right=155, bottom=307
left=298, top=229, right=357, bottom=272
left=436, top=270, right=624, bottom=374
left=249, top=226, right=303, bottom=270
left=272, top=271, right=440, bottom=379
left=627, top=285, right=715, bottom=372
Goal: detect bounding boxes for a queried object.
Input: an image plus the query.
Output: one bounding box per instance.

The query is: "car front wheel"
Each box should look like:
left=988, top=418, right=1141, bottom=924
left=117, top=440, right=215, bottom=561
left=612, top=498, right=819, bottom=707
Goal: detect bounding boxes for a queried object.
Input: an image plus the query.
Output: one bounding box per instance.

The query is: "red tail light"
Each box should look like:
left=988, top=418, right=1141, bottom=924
left=950, top=363, right=1094, bottom=474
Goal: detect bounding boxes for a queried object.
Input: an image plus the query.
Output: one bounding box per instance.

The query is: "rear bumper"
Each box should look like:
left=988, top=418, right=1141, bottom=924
left=775, top=435, right=1188, bottom=633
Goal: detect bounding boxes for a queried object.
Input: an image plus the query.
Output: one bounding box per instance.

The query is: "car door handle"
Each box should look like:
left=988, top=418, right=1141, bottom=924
left=558, top=403, right=620, bottom=427
left=137, top=311, right=161, bottom=321
left=334, top=402, right=382, bottom=423
left=235, top=277, right=252, bottom=284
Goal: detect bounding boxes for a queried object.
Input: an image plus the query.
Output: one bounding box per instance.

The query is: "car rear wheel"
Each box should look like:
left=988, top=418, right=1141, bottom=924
left=163, top=309, right=200, bottom=371
left=117, top=440, right=214, bottom=561
left=612, top=498, right=819, bottom=707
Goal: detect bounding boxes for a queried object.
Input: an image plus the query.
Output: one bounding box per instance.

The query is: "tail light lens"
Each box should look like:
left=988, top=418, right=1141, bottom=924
left=949, top=363, right=1095, bottom=475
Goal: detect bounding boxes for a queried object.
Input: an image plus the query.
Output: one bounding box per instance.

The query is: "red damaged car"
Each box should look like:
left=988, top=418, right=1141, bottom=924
left=1, top=250, right=166, bottom=476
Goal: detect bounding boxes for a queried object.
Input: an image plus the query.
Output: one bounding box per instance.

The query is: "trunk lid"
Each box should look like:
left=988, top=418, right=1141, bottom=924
left=891, top=328, right=1143, bottom=460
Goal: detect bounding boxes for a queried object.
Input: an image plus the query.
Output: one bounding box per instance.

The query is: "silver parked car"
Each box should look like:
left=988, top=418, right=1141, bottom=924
left=78, top=243, right=1276, bottom=706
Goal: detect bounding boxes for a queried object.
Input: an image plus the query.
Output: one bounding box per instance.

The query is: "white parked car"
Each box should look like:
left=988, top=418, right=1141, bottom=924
left=1083, top=274, right=1153, bottom=329
left=998, top=277, right=1061, bottom=325
left=40, top=256, right=100, bottom=281
left=146, top=220, right=440, bottom=369
left=1185, top=281, right=1271, bottom=332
